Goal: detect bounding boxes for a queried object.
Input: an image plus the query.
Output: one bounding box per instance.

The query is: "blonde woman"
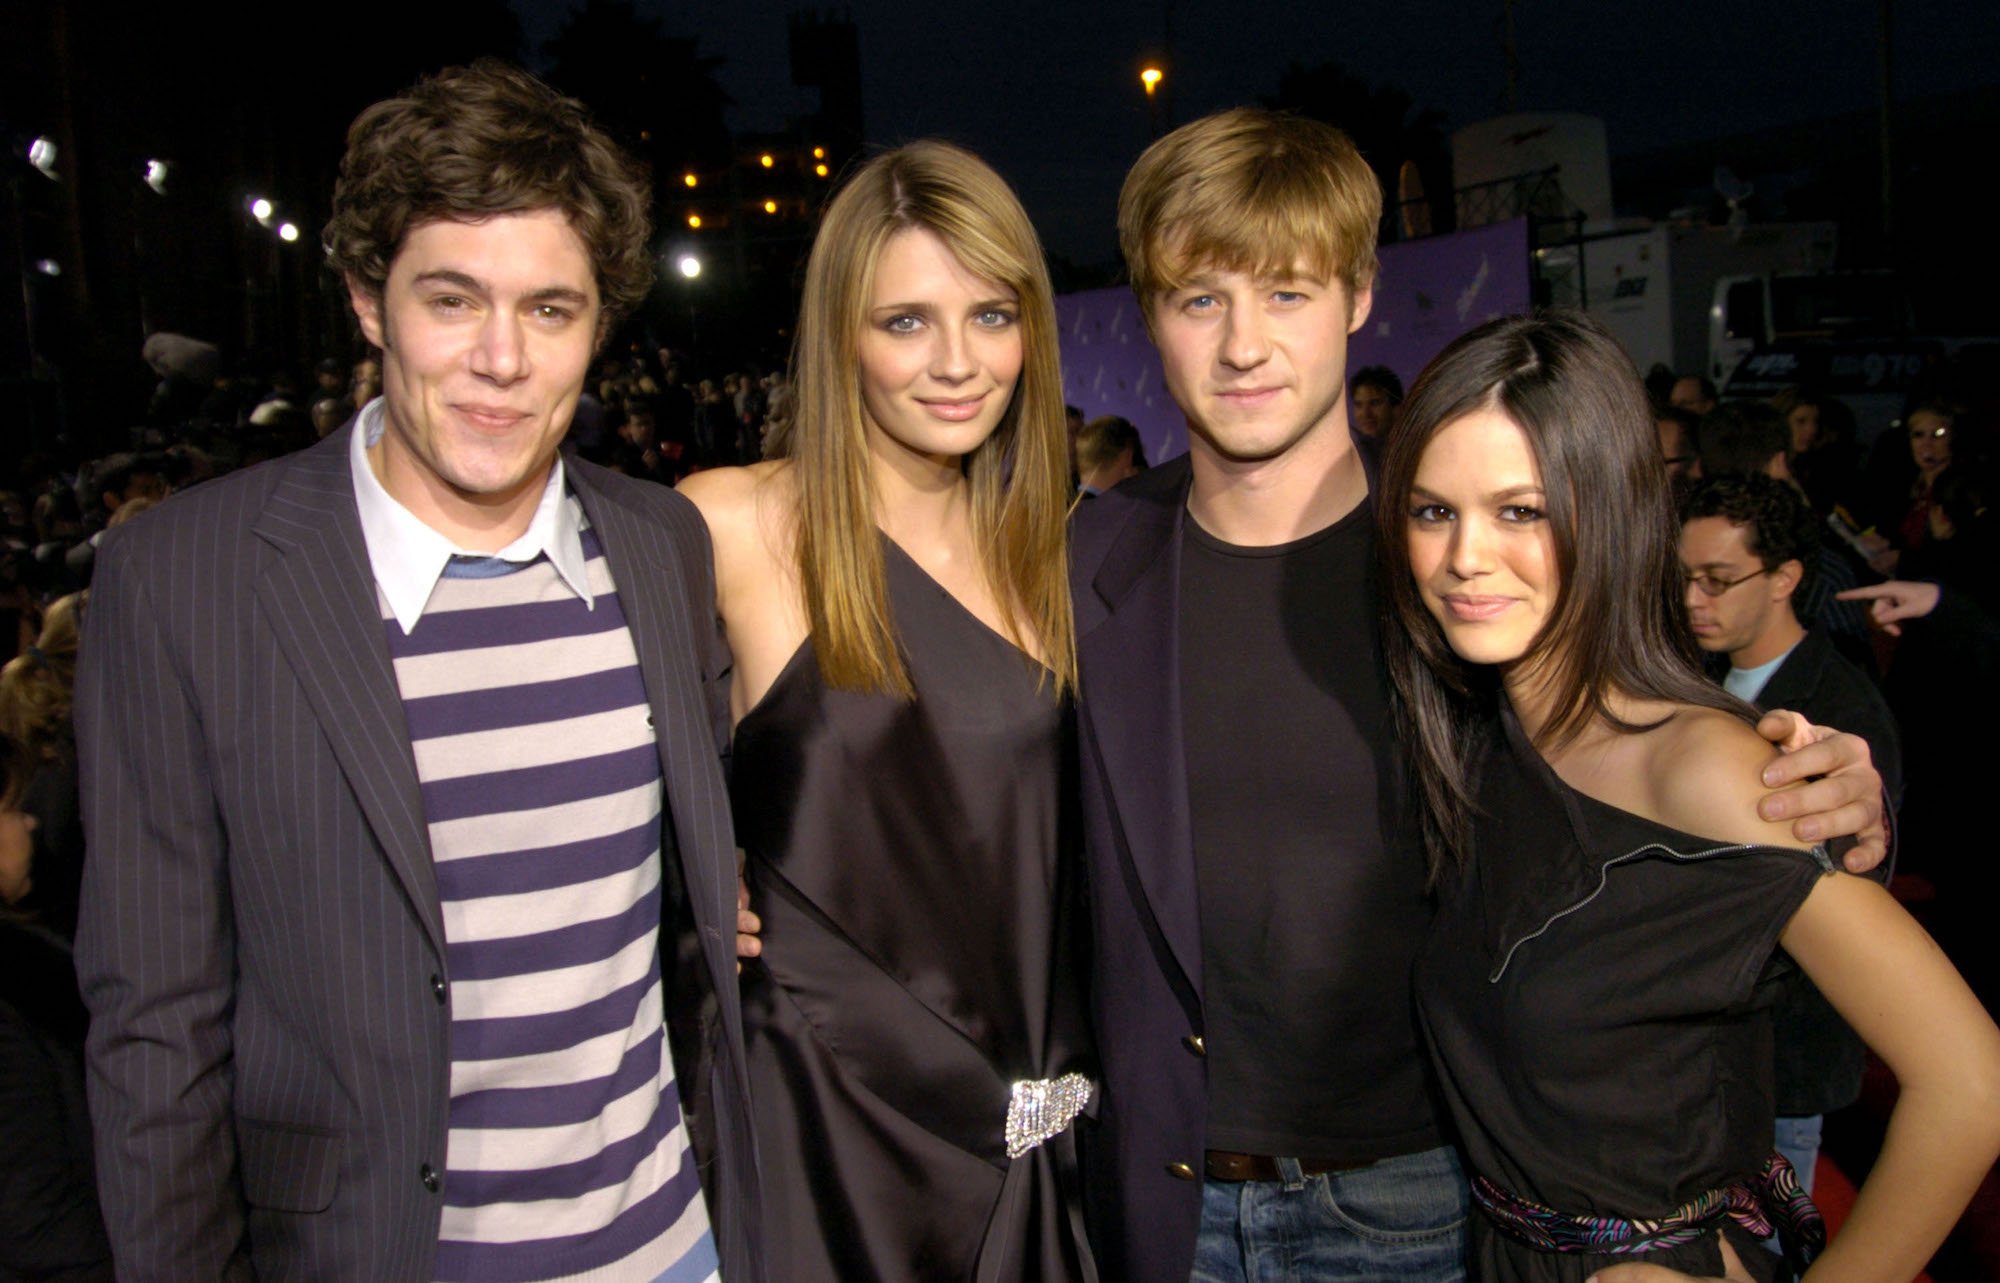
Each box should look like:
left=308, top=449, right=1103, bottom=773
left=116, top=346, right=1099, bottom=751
left=679, top=142, right=1091, bottom=1280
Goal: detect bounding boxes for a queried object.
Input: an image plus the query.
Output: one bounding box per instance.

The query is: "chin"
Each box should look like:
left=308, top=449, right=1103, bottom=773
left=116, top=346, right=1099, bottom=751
left=1438, top=627, right=1532, bottom=669
left=1197, top=427, right=1306, bottom=465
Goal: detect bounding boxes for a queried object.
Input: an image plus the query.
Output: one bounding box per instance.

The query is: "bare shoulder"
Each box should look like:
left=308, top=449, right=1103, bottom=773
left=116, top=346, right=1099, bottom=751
left=675, top=459, right=785, bottom=522
left=676, top=461, right=793, bottom=557
left=1646, top=706, right=1810, bottom=851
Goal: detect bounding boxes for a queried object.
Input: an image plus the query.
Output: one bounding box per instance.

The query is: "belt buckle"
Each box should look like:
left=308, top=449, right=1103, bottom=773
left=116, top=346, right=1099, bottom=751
left=1004, top=1072, right=1093, bottom=1159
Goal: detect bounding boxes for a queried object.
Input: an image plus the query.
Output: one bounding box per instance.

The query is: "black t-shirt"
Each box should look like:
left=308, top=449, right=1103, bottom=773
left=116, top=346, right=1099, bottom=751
left=1178, top=501, right=1443, bottom=1160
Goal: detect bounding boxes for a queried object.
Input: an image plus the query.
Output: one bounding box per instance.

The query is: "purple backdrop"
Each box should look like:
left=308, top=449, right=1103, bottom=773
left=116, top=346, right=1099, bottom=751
left=1056, top=218, right=1532, bottom=465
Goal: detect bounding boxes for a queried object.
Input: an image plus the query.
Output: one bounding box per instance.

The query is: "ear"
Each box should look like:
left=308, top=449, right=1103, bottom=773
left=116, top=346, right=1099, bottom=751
left=345, top=274, right=387, bottom=350
left=1771, top=558, right=1805, bottom=601
left=1346, top=277, right=1375, bottom=336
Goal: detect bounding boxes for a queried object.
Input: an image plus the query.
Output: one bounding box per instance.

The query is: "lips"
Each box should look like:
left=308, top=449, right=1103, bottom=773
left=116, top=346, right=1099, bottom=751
left=454, top=403, right=529, bottom=432
left=1214, top=386, right=1281, bottom=408
left=917, top=393, right=989, bottom=422
left=1442, top=594, right=1516, bottom=621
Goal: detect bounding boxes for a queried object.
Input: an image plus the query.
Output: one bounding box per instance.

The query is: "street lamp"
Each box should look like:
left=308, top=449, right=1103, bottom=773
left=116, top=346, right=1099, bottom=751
left=144, top=159, right=169, bottom=195
left=683, top=172, right=698, bottom=188
left=249, top=196, right=273, bottom=224
left=675, top=253, right=703, bottom=353
left=1140, top=65, right=1167, bottom=138
left=277, top=222, right=300, bottom=243
left=28, top=137, right=57, bottom=179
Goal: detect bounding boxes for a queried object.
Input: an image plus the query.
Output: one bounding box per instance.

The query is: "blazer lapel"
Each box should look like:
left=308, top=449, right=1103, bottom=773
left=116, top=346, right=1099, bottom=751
left=1078, top=471, right=1204, bottom=1002
left=1752, top=632, right=1818, bottom=714
left=250, top=430, right=444, bottom=962
left=570, top=477, right=735, bottom=980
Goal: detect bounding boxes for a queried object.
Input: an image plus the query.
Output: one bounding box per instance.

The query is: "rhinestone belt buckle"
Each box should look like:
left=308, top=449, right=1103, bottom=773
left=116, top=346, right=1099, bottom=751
left=1004, top=1071, right=1093, bottom=1159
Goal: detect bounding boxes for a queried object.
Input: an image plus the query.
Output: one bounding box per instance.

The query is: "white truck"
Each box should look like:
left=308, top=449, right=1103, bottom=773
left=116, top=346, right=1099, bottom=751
left=1531, top=221, right=1837, bottom=385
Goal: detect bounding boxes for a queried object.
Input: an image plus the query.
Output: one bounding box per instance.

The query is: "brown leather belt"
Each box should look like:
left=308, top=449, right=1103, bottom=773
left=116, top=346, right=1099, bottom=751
left=1204, top=1149, right=1375, bottom=1182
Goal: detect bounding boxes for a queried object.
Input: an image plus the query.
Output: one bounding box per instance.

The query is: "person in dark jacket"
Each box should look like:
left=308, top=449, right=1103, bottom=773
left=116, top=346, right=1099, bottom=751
left=3, top=750, right=113, bottom=1280
left=1679, top=472, right=1904, bottom=1194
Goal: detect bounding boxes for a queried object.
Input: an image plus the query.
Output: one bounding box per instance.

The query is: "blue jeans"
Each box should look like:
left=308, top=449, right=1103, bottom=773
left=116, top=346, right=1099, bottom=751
left=1773, top=1114, right=1822, bottom=1196
left=1190, top=1145, right=1469, bottom=1282
left=1764, top=1113, right=1823, bottom=1258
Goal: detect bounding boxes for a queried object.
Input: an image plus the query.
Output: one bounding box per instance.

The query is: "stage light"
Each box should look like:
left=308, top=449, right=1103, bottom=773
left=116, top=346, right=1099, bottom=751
left=677, top=255, right=702, bottom=279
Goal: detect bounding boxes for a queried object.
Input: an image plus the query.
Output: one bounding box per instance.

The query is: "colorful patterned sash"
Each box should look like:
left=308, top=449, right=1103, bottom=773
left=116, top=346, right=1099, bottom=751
left=1473, top=1152, right=1825, bottom=1273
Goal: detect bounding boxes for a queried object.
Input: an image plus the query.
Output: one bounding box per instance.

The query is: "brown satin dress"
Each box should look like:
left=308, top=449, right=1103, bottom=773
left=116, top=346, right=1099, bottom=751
left=732, top=539, right=1096, bottom=1282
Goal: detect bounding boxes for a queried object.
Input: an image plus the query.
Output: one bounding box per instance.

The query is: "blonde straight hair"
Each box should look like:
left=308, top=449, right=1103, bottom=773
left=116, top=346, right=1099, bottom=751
left=789, top=140, right=1075, bottom=697
left=1118, top=107, right=1381, bottom=313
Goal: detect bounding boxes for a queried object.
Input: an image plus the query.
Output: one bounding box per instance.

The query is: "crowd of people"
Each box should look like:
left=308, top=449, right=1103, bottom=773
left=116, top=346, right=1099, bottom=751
left=4, top=58, right=1998, bottom=1283
left=1639, top=364, right=1996, bottom=910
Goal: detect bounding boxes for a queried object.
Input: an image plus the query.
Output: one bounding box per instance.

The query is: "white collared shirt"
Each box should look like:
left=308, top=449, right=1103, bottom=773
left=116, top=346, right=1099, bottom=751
left=348, top=398, right=595, bottom=634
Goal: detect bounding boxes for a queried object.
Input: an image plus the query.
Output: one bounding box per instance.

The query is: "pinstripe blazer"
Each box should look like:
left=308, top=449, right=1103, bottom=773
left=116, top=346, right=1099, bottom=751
left=73, top=426, right=762, bottom=1282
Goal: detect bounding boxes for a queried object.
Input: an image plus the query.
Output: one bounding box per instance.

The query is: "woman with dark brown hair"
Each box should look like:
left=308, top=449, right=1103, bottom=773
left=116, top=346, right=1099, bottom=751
left=1375, top=311, right=2000, bottom=1283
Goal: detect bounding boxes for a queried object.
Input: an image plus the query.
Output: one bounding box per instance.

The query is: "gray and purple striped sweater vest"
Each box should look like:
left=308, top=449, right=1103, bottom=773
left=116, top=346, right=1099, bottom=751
left=381, top=520, right=719, bottom=1283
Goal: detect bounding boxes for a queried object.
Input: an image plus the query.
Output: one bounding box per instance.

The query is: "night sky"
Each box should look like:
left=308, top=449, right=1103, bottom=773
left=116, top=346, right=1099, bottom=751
left=513, top=0, right=1999, bottom=264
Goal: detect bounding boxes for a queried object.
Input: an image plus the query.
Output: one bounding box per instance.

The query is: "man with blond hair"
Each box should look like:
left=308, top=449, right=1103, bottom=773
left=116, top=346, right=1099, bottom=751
left=75, top=64, right=758, bottom=1281
left=1068, top=107, right=1888, bottom=1282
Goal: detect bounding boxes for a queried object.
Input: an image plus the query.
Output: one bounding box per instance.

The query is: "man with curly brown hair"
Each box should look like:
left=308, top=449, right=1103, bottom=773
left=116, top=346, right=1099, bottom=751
left=75, top=63, right=760, bottom=1282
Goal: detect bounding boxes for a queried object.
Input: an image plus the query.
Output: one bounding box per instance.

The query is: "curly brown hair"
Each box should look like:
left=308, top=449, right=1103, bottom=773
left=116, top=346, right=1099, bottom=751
left=323, top=61, right=654, bottom=334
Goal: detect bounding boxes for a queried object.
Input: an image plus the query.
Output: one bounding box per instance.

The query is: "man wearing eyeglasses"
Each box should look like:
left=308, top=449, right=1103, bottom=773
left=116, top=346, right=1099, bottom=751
left=1680, top=472, right=1894, bottom=736
left=1679, top=469, right=1903, bottom=1208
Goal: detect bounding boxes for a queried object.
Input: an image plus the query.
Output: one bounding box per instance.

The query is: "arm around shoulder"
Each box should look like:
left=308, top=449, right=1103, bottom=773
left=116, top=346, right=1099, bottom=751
left=1651, top=711, right=1819, bottom=854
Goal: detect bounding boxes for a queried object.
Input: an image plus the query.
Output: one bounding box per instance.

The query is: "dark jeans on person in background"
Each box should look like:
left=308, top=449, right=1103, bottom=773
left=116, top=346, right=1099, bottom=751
left=1191, top=1144, right=1469, bottom=1282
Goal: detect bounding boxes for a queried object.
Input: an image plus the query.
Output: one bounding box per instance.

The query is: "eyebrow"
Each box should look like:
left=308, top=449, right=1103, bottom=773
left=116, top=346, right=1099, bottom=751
left=1410, top=483, right=1546, bottom=502
left=411, top=269, right=591, bottom=307
left=869, top=294, right=1017, bottom=314
left=1175, top=261, right=1327, bottom=285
